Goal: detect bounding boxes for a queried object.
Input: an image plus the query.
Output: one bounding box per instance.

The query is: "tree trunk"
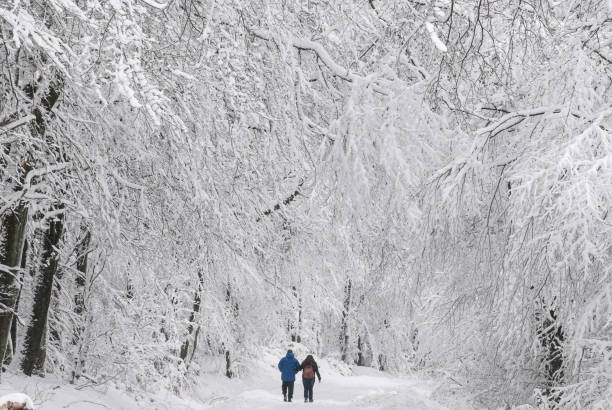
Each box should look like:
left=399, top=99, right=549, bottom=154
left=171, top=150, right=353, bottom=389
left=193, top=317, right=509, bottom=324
left=71, top=225, right=90, bottom=383
left=2, top=77, right=62, bottom=377
left=180, top=269, right=203, bottom=363
left=224, top=281, right=238, bottom=378
left=5, top=239, right=29, bottom=367
left=377, top=353, right=386, bottom=371
left=340, top=278, right=351, bottom=362
left=49, top=262, right=65, bottom=345
left=295, top=286, right=302, bottom=343
left=356, top=335, right=364, bottom=366
left=225, top=349, right=233, bottom=378
left=21, top=210, right=64, bottom=376
left=536, top=302, right=565, bottom=399
left=74, top=225, right=90, bottom=319
left=297, top=293, right=302, bottom=344
left=0, top=203, right=29, bottom=371
left=290, top=285, right=301, bottom=343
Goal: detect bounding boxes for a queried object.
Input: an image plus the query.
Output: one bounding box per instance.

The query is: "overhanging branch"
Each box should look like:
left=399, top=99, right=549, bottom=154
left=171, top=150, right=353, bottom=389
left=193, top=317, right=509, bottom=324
left=249, top=28, right=389, bottom=95
left=256, top=179, right=304, bottom=222
left=0, top=115, right=35, bottom=135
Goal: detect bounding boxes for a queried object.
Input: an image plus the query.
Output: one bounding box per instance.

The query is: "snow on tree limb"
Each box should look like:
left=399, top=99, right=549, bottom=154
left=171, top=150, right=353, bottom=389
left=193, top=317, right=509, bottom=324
left=256, top=179, right=304, bottom=222
left=250, top=28, right=389, bottom=95
left=109, top=169, right=146, bottom=191
left=0, top=162, right=73, bottom=217
left=430, top=105, right=611, bottom=184
left=0, top=115, right=35, bottom=134
left=0, top=1, right=609, bottom=407
left=139, top=0, right=169, bottom=9
left=0, top=8, right=73, bottom=74
left=425, top=22, right=447, bottom=52
left=476, top=106, right=564, bottom=136
left=22, top=162, right=73, bottom=191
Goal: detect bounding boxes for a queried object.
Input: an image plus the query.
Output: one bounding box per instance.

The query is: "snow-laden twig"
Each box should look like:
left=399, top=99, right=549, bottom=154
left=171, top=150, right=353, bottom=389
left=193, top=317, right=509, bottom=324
left=430, top=106, right=576, bottom=183
left=0, top=162, right=72, bottom=216
left=23, top=162, right=73, bottom=191
left=0, top=115, right=35, bottom=135
left=139, top=0, right=169, bottom=10
left=109, top=169, right=146, bottom=191
left=0, top=263, right=22, bottom=280
left=425, top=22, right=447, bottom=52
left=476, top=106, right=564, bottom=136
left=249, top=28, right=389, bottom=95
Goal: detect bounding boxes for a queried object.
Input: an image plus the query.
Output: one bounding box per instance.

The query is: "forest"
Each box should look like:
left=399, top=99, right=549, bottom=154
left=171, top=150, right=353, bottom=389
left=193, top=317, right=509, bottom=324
left=0, top=0, right=610, bottom=408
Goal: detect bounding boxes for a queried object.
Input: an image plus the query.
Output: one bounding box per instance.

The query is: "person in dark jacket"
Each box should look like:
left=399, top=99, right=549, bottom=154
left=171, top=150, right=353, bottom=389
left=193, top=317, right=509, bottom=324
left=298, top=354, right=321, bottom=403
left=277, top=349, right=300, bottom=402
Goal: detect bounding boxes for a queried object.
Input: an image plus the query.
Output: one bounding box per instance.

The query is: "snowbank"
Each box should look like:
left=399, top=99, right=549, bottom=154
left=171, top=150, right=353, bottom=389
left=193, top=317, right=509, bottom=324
left=0, top=373, right=142, bottom=410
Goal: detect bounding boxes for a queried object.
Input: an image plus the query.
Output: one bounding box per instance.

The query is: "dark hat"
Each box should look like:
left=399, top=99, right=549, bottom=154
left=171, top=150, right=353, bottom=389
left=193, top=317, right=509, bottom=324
left=287, top=349, right=293, bottom=354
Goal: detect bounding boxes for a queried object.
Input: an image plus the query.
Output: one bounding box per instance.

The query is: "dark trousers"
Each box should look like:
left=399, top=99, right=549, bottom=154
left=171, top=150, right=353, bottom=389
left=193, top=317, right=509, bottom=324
left=303, top=378, right=315, bottom=400
left=282, top=381, right=294, bottom=399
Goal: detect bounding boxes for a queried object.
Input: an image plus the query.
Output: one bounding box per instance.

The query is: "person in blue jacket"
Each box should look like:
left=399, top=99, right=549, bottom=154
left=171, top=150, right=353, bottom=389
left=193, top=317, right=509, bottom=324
left=277, top=349, right=300, bottom=402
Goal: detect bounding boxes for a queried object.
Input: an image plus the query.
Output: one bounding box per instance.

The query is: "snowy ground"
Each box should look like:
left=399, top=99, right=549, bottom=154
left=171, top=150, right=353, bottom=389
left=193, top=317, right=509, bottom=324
left=0, top=372, right=143, bottom=409
left=1, top=349, right=463, bottom=409
left=181, top=348, right=454, bottom=410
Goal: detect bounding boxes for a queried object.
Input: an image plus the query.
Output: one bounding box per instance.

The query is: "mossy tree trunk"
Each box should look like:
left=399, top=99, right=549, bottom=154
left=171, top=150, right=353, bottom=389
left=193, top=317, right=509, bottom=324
left=6, top=240, right=29, bottom=366
left=21, top=209, right=64, bottom=376
left=0, top=148, right=32, bottom=370
left=17, top=79, right=63, bottom=376
left=0, top=203, right=29, bottom=370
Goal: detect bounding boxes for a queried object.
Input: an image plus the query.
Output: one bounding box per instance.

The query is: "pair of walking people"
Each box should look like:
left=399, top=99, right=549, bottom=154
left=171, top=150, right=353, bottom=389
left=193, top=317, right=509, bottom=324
left=277, top=350, right=321, bottom=403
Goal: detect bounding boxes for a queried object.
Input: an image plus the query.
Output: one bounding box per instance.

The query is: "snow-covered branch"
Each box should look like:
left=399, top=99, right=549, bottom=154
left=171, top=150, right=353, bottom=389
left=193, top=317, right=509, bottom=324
left=0, top=2, right=608, bottom=407
left=256, top=179, right=304, bottom=222
left=476, top=106, right=563, bottom=136
left=0, top=162, right=72, bottom=216
left=110, top=169, right=146, bottom=191
left=22, top=162, right=73, bottom=191
left=0, top=115, right=35, bottom=135
left=250, top=28, right=389, bottom=95
left=140, top=0, right=169, bottom=10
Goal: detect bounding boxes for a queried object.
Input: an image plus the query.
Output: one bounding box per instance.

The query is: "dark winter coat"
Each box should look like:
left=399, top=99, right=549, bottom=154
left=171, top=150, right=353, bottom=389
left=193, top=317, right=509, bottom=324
left=298, top=355, right=321, bottom=380
left=278, top=352, right=300, bottom=382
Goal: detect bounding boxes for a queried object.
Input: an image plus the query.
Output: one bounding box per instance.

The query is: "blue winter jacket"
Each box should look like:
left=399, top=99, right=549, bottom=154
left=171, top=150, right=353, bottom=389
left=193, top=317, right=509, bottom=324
left=278, top=352, right=300, bottom=382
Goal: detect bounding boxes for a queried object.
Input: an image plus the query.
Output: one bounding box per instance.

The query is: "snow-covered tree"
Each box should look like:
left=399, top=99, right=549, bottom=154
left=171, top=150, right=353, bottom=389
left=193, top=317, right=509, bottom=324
left=1, top=0, right=609, bottom=408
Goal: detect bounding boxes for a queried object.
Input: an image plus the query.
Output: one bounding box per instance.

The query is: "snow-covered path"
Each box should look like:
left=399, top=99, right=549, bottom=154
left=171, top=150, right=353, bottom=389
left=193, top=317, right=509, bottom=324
left=197, top=368, right=449, bottom=409
left=1, top=350, right=457, bottom=409
left=179, top=350, right=453, bottom=410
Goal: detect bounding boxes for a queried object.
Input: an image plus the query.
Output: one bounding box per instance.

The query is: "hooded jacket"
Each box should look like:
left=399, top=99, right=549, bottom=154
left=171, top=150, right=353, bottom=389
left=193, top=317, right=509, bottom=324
left=278, top=352, right=300, bottom=382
